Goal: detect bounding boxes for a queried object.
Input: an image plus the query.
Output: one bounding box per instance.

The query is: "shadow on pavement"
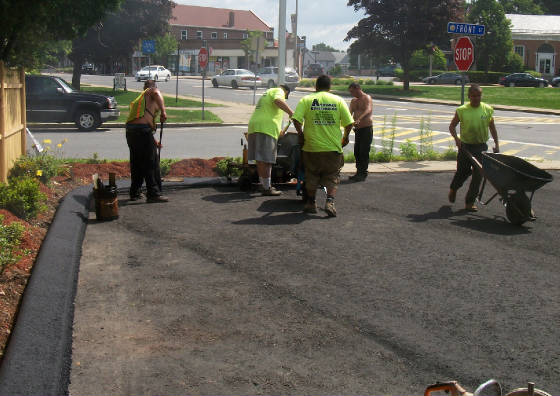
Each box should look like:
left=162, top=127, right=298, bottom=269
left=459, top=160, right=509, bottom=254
left=233, top=211, right=320, bottom=225
left=407, top=205, right=456, bottom=222
left=202, top=189, right=253, bottom=204
left=450, top=216, right=532, bottom=235
left=257, top=198, right=303, bottom=213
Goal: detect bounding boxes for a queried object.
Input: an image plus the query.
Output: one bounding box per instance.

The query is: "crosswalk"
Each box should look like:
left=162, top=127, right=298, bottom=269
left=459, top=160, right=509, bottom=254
left=365, top=123, right=560, bottom=161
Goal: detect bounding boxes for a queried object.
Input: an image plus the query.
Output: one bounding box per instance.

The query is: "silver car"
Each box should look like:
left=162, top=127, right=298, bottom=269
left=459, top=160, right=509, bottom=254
left=212, top=69, right=262, bottom=89
left=136, top=65, right=172, bottom=82
left=423, top=72, right=469, bottom=85
left=259, top=66, right=300, bottom=90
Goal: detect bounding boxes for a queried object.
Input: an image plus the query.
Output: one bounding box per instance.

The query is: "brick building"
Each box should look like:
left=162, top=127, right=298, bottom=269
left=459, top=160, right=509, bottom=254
left=506, top=14, right=560, bottom=77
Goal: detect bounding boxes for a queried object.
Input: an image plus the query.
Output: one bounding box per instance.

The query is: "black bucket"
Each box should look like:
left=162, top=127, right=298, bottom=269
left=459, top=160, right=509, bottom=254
left=94, top=186, right=119, bottom=221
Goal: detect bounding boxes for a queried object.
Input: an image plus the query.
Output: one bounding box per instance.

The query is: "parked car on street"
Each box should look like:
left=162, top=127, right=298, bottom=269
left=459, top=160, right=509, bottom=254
left=25, top=75, right=119, bottom=131
left=376, top=65, right=398, bottom=77
left=259, top=66, right=300, bottom=90
left=499, top=73, right=549, bottom=87
left=135, top=65, right=172, bottom=82
left=211, top=69, right=261, bottom=89
left=550, top=76, right=560, bottom=87
left=423, top=72, right=469, bottom=85
left=304, top=63, right=325, bottom=78
left=81, top=63, right=96, bottom=74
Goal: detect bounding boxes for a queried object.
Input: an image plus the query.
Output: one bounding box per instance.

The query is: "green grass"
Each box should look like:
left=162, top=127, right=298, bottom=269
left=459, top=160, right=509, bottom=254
left=81, top=86, right=220, bottom=108
left=331, top=84, right=560, bottom=110
left=114, top=108, right=221, bottom=123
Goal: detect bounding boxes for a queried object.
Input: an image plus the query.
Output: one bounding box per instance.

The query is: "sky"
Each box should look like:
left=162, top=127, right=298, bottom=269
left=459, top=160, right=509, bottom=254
left=174, top=0, right=365, bottom=51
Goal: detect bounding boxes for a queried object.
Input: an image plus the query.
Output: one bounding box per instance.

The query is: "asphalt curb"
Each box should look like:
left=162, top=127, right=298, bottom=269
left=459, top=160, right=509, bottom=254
left=0, top=185, right=91, bottom=396
left=27, top=122, right=248, bottom=129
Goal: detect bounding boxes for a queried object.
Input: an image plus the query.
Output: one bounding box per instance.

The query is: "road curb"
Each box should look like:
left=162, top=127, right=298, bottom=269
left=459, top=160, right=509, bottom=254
left=27, top=122, right=248, bottom=129
left=0, top=185, right=91, bottom=396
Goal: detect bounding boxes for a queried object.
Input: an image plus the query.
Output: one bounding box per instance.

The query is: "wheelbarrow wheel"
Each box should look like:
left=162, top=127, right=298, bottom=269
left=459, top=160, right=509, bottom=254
left=505, top=191, right=532, bottom=226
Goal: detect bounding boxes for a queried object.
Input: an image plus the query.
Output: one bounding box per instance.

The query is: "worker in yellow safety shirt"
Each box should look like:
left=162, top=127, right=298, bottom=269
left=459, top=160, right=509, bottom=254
left=125, top=80, right=168, bottom=203
left=247, top=84, right=293, bottom=196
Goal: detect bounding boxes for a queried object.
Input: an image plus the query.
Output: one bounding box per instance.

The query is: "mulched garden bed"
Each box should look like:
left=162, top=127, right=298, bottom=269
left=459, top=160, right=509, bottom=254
left=0, top=158, right=220, bottom=360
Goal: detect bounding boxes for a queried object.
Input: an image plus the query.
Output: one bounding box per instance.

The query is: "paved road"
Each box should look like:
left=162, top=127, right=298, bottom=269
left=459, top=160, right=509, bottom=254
left=43, top=73, right=560, bottom=161
left=70, top=173, right=560, bottom=395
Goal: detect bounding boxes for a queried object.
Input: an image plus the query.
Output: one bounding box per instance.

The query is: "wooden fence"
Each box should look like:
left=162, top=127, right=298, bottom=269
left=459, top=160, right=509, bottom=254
left=0, top=61, right=26, bottom=183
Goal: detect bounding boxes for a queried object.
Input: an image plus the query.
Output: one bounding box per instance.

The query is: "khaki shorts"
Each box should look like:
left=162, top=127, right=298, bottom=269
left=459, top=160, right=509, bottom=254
left=247, top=132, right=277, bottom=164
left=302, top=151, right=344, bottom=192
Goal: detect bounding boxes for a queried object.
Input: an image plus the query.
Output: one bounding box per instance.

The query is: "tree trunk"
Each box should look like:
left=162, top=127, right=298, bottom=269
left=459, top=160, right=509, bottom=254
left=71, top=59, right=83, bottom=90
left=403, top=66, right=410, bottom=91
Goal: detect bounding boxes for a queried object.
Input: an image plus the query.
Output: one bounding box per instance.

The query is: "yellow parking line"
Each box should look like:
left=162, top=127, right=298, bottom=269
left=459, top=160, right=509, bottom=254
left=502, top=148, right=526, bottom=155
left=390, top=129, right=420, bottom=138
left=431, top=136, right=454, bottom=144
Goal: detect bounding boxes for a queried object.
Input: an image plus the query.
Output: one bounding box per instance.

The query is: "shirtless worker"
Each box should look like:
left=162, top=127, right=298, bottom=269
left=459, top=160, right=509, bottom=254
left=125, top=80, right=168, bottom=203
left=347, top=82, right=373, bottom=181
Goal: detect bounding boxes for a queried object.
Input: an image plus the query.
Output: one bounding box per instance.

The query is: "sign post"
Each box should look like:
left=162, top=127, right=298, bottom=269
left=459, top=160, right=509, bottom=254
left=142, top=40, right=156, bottom=78
left=454, top=36, right=474, bottom=105
left=199, top=47, right=208, bottom=120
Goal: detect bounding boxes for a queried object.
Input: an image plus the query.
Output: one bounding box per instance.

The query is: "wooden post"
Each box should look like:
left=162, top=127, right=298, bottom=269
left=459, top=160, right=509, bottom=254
left=20, top=67, right=26, bottom=156
left=0, top=61, right=6, bottom=183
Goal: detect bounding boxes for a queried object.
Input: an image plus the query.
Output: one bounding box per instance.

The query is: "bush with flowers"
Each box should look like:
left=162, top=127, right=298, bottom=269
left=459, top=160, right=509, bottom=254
left=9, top=138, right=68, bottom=184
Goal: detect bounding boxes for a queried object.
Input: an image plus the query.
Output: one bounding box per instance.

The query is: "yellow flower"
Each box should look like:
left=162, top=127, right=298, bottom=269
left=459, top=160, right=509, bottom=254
left=63, top=138, right=68, bottom=143
left=57, top=143, right=62, bottom=148
left=36, top=170, right=43, bottom=177
left=43, top=139, right=52, bottom=144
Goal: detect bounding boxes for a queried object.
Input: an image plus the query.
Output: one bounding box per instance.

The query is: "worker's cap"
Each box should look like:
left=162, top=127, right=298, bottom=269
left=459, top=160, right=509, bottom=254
left=280, top=84, right=291, bottom=98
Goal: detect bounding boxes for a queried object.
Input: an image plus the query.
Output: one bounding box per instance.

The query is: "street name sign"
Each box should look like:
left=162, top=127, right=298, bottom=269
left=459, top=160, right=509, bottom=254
left=447, top=22, right=485, bottom=36
left=454, top=36, right=474, bottom=72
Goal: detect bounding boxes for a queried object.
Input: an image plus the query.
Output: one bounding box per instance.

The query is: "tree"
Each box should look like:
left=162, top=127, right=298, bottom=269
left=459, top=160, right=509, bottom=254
left=410, top=46, right=447, bottom=70
left=468, top=0, right=513, bottom=72
left=499, top=0, right=544, bottom=14
left=346, top=0, right=463, bottom=90
left=539, top=0, right=560, bottom=14
left=241, top=30, right=264, bottom=71
left=69, top=0, right=174, bottom=89
left=0, top=0, right=121, bottom=67
left=154, top=33, right=178, bottom=67
left=312, top=43, right=339, bottom=52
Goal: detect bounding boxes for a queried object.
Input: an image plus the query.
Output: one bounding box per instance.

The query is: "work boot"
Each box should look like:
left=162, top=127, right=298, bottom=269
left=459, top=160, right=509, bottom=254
left=349, top=173, right=367, bottom=182
left=303, top=199, right=317, bottom=214
left=325, top=198, right=337, bottom=217
left=261, top=186, right=282, bottom=196
left=448, top=188, right=457, bottom=203
left=465, top=202, right=478, bottom=212
left=129, top=192, right=145, bottom=201
left=147, top=195, right=169, bottom=203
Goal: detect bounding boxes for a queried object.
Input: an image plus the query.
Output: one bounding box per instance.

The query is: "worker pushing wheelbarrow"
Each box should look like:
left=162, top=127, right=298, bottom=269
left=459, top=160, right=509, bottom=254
left=463, top=149, right=553, bottom=225
left=425, top=379, right=551, bottom=396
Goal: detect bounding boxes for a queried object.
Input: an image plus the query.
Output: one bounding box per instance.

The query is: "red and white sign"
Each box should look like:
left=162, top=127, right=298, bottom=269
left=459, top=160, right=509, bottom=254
left=454, top=36, right=474, bottom=72
left=198, top=47, right=208, bottom=69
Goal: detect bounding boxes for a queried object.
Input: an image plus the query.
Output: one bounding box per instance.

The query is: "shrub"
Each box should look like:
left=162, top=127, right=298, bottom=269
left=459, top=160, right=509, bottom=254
left=159, top=159, right=179, bottom=177
left=0, top=215, right=25, bottom=273
left=0, top=177, right=47, bottom=220
left=376, top=79, right=394, bottom=86
left=400, top=141, right=418, bottom=160
left=215, top=157, right=243, bottom=178
left=9, top=155, right=61, bottom=184
left=466, top=71, right=508, bottom=84
left=526, top=70, right=542, bottom=78
left=329, top=65, right=343, bottom=76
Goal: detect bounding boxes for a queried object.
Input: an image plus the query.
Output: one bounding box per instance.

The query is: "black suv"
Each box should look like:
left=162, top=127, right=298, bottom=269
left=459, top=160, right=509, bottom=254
left=499, top=73, right=549, bottom=87
left=25, top=75, right=119, bottom=131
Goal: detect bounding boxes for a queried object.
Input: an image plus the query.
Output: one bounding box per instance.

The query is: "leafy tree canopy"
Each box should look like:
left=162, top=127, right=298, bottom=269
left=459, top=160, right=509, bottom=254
left=346, top=0, right=463, bottom=90
left=499, top=0, right=544, bottom=14
left=312, top=43, right=340, bottom=52
left=0, top=0, right=121, bottom=66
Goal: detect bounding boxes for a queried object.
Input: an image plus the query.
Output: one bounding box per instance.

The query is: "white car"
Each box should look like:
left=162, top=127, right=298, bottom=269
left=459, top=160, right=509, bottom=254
left=259, top=66, right=300, bottom=90
left=212, top=69, right=261, bottom=89
left=136, top=65, right=171, bottom=82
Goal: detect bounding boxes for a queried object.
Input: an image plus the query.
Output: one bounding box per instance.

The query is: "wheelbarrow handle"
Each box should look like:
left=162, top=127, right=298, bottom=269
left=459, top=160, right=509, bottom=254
left=425, top=381, right=471, bottom=396
left=461, top=147, right=483, bottom=172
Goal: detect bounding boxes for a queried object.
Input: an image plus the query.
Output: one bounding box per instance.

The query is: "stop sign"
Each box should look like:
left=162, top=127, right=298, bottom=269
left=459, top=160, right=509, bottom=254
left=454, top=36, right=474, bottom=71
left=198, top=47, right=208, bottom=69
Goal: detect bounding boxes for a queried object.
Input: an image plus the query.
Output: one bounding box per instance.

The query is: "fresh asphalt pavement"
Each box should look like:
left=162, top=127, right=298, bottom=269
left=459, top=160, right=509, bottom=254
left=70, top=172, right=560, bottom=395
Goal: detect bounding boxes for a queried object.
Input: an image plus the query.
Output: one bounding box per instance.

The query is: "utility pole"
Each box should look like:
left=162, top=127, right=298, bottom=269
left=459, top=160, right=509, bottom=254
left=278, top=0, right=287, bottom=85
left=293, top=0, right=298, bottom=73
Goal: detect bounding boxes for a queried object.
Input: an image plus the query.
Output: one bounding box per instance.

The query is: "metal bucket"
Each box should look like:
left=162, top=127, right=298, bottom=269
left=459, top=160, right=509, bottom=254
left=94, top=186, right=119, bottom=221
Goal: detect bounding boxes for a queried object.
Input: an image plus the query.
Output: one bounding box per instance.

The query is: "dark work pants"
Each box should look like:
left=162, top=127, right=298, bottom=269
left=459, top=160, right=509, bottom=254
left=450, top=142, right=488, bottom=205
left=354, top=126, right=373, bottom=176
left=125, top=124, right=161, bottom=198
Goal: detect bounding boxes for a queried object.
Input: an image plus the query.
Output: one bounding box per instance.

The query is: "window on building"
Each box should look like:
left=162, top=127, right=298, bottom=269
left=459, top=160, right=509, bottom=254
left=242, top=33, right=248, bottom=39
left=223, top=32, right=228, bottom=39
left=196, top=31, right=203, bottom=40
left=181, top=30, right=187, bottom=40
left=514, top=45, right=525, bottom=59
left=211, top=32, right=217, bottom=39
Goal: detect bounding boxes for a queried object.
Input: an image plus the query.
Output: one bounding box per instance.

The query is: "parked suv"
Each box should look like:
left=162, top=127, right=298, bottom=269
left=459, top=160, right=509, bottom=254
left=25, top=75, right=120, bottom=131
left=304, top=63, right=325, bottom=78
left=259, top=66, right=300, bottom=90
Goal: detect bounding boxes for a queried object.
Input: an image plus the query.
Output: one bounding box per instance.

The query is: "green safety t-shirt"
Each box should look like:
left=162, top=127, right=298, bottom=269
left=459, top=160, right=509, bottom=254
left=292, top=91, right=354, bottom=153
left=248, top=87, right=286, bottom=139
left=456, top=102, right=494, bottom=144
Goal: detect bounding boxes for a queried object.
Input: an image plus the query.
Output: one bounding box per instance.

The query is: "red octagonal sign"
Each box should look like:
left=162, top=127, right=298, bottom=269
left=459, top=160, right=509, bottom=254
left=454, top=36, right=474, bottom=72
left=198, top=47, right=208, bottom=69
